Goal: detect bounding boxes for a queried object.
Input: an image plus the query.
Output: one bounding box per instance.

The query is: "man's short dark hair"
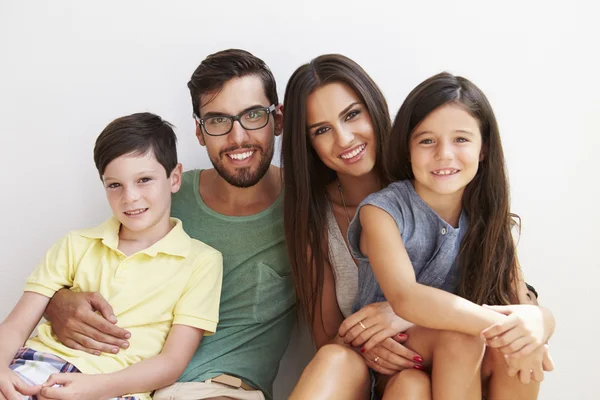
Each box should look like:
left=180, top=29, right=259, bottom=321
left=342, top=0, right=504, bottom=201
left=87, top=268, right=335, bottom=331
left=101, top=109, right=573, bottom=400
left=94, top=112, right=178, bottom=178
left=188, top=49, right=278, bottom=117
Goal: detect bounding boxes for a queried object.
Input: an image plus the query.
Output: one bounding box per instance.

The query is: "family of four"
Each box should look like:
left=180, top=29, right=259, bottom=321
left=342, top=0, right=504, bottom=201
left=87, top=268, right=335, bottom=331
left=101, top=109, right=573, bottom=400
left=0, top=49, right=555, bottom=400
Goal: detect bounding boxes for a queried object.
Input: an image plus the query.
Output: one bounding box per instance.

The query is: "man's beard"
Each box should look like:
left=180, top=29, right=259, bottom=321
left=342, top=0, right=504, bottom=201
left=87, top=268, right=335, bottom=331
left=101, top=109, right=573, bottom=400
left=211, top=140, right=274, bottom=188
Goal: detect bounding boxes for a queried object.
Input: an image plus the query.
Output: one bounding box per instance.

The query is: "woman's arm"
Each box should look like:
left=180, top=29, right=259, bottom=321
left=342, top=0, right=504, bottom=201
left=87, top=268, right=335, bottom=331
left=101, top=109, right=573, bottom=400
left=360, top=205, right=507, bottom=334
left=40, top=324, right=204, bottom=399
left=311, top=257, right=346, bottom=349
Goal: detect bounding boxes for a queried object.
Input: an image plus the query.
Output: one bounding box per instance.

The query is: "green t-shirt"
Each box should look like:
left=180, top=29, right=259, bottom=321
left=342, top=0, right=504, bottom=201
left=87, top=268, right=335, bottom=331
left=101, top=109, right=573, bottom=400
left=171, top=170, right=295, bottom=400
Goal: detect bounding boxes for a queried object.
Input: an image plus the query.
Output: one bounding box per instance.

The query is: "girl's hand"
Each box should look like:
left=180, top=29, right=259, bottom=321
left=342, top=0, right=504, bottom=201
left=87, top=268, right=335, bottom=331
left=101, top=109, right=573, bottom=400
left=362, top=336, right=423, bottom=375
left=504, top=344, right=549, bottom=384
left=0, top=368, right=41, bottom=400
left=338, top=302, right=415, bottom=352
left=481, top=304, right=553, bottom=358
left=40, top=373, right=111, bottom=400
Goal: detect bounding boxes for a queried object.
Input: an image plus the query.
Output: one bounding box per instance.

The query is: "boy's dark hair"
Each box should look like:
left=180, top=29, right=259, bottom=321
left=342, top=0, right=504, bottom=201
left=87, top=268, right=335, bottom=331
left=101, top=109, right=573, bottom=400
left=94, top=112, right=178, bottom=178
left=188, top=49, right=278, bottom=117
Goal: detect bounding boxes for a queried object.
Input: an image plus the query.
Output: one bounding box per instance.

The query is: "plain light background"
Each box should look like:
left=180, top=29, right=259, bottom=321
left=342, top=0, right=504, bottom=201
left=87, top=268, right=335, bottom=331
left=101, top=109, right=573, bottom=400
left=1, top=1, right=598, bottom=398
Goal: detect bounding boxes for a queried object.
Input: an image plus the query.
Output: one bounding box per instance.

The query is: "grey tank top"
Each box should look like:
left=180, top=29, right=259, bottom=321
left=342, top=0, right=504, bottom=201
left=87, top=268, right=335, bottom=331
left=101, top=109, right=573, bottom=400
left=326, top=202, right=358, bottom=318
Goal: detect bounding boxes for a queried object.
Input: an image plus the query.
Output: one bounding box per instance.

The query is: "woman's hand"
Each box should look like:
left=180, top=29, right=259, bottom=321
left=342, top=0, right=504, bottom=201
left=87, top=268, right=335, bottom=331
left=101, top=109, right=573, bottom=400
left=362, top=336, right=423, bottom=375
left=339, top=302, right=414, bottom=352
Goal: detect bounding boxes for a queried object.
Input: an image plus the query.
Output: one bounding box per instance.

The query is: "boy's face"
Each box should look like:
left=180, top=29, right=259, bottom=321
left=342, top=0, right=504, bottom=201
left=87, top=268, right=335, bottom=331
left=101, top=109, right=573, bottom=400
left=102, top=151, right=182, bottom=238
left=195, top=75, right=283, bottom=188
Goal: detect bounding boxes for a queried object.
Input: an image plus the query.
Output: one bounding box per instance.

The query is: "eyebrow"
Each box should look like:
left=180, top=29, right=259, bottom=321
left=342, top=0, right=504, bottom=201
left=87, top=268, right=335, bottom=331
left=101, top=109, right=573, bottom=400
left=103, top=170, right=158, bottom=181
left=307, top=101, right=363, bottom=130
left=412, top=129, right=476, bottom=139
left=201, top=104, right=268, bottom=118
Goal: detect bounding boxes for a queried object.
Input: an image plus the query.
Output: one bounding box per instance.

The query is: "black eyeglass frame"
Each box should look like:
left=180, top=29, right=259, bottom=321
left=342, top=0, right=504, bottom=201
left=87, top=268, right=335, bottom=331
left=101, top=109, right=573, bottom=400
left=193, top=104, right=276, bottom=136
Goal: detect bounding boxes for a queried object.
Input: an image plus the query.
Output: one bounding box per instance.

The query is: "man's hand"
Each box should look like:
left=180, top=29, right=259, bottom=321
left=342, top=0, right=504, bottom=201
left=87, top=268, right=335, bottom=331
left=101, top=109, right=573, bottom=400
left=46, top=289, right=130, bottom=355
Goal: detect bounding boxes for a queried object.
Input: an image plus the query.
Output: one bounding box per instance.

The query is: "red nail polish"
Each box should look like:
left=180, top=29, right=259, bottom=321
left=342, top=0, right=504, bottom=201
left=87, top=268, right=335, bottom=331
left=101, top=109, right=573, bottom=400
left=361, top=348, right=365, bottom=353
left=398, top=333, right=407, bottom=338
left=413, top=356, right=423, bottom=363
left=414, top=364, right=424, bottom=370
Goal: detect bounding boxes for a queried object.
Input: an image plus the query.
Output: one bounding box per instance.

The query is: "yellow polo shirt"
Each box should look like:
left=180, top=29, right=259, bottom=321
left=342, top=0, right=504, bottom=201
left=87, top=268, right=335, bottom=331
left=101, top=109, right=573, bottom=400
left=24, top=217, right=223, bottom=378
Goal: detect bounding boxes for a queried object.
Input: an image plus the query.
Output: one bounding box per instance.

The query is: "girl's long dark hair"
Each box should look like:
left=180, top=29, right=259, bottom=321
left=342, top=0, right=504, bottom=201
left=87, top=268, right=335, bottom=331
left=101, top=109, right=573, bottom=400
left=387, top=72, right=519, bottom=305
left=281, top=54, right=391, bottom=330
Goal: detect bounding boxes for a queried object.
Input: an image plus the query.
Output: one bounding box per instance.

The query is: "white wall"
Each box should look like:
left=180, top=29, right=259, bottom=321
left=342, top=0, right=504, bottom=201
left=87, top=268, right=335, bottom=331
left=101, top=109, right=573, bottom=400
left=1, top=1, right=598, bottom=398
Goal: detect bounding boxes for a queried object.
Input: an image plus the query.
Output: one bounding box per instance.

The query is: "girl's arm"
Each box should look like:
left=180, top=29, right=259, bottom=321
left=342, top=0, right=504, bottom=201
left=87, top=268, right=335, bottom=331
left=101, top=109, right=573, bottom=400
left=0, top=292, right=51, bottom=397
left=40, top=324, right=204, bottom=399
left=359, top=205, right=507, bottom=335
left=311, top=257, right=346, bottom=349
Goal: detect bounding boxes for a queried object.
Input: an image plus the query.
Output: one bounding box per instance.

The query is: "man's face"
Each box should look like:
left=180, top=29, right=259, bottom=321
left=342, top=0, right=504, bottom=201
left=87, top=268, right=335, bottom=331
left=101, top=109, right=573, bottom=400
left=195, top=75, right=282, bottom=188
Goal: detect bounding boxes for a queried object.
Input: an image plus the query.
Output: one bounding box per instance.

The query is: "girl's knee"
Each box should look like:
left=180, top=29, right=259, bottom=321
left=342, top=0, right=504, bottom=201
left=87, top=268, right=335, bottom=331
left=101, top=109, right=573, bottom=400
left=436, top=330, right=485, bottom=358
left=389, top=369, right=431, bottom=389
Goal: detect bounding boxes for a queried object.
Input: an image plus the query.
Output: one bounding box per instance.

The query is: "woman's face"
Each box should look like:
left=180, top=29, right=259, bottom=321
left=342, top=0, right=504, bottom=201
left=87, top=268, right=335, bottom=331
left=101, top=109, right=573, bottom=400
left=306, top=82, right=377, bottom=178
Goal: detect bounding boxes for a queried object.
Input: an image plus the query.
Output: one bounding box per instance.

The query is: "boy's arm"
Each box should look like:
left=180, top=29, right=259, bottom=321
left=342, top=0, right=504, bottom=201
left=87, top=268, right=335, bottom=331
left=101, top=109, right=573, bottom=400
left=0, top=292, right=51, bottom=398
left=0, top=292, right=50, bottom=365
left=40, top=324, right=203, bottom=399
left=360, top=205, right=506, bottom=334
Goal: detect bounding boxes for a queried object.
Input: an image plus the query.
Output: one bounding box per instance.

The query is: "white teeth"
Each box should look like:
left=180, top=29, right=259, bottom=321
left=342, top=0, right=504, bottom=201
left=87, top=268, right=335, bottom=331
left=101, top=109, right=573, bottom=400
left=340, top=144, right=366, bottom=159
left=228, top=151, right=254, bottom=160
left=125, top=208, right=147, bottom=215
left=432, top=170, right=458, bottom=175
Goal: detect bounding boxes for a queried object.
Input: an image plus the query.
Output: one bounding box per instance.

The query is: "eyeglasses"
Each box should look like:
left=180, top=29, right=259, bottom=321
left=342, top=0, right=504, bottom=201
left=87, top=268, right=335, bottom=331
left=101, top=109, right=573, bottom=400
left=194, top=104, right=276, bottom=136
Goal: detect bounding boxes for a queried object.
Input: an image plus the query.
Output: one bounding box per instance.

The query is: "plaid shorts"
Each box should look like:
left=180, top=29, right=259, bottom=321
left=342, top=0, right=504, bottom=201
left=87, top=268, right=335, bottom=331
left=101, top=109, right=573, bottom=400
left=9, top=347, right=138, bottom=400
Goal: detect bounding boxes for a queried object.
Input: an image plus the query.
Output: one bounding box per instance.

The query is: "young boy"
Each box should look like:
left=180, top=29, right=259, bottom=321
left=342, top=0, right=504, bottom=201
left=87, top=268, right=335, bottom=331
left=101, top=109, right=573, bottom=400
left=0, top=112, right=223, bottom=400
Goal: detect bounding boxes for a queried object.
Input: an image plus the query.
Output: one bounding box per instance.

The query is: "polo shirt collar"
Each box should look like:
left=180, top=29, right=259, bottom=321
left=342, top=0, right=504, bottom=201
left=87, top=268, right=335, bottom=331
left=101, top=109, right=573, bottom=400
left=80, top=217, right=191, bottom=258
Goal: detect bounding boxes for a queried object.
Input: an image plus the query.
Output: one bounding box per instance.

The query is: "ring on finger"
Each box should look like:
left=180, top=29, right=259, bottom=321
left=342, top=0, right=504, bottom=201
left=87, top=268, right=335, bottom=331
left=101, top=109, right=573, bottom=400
left=359, top=321, right=367, bottom=330
left=374, top=356, right=380, bottom=363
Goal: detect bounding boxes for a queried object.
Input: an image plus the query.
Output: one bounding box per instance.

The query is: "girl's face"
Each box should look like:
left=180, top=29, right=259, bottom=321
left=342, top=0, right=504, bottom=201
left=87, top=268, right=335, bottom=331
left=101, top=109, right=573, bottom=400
left=409, top=103, right=484, bottom=201
left=306, top=82, right=377, bottom=179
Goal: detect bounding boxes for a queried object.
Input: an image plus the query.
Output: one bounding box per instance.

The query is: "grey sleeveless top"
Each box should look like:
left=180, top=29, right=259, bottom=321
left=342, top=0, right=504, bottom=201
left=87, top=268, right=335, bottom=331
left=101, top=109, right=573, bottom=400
left=326, top=203, right=358, bottom=318
left=348, top=180, right=468, bottom=312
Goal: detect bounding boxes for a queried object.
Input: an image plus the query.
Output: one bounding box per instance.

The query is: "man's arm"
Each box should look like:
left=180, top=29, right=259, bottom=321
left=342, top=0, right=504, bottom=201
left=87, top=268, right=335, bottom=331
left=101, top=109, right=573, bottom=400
left=45, top=289, right=131, bottom=355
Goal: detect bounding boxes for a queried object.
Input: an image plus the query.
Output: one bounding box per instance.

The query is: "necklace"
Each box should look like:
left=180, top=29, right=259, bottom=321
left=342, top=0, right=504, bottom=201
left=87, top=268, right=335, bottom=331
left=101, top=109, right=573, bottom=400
left=336, top=179, right=351, bottom=225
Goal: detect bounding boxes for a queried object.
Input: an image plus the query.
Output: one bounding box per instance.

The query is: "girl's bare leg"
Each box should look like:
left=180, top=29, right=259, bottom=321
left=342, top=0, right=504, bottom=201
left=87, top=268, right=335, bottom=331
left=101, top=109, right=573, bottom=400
left=482, top=348, right=540, bottom=400
left=401, top=326, right=484, bottom=400
left=289, top=344, right=370, bottom=400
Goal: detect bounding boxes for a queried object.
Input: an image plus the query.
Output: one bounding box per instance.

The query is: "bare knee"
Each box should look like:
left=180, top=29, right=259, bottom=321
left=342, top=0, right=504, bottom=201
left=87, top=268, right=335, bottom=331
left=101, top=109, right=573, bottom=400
left=312, top=344, right=368, bottom=375
left=436, top=330, right=485, bottom=360
left=384, top=369, right=431, bottom=400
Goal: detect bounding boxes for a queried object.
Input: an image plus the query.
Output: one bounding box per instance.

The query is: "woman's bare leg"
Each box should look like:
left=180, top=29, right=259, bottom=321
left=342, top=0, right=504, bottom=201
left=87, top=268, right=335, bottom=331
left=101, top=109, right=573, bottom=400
left=289, top=344, right=370, bottom=400
left=381, top=369, right=431, bottom=400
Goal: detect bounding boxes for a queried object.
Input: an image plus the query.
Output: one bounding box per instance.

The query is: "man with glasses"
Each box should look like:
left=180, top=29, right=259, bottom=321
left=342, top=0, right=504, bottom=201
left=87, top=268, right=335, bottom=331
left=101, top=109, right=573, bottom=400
left=44, top=49, right=294, bottom=400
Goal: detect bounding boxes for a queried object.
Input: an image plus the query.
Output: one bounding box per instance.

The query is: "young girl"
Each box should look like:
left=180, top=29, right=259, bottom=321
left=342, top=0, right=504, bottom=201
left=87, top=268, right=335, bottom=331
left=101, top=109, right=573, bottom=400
left=347, top=72, right=555, bottom=399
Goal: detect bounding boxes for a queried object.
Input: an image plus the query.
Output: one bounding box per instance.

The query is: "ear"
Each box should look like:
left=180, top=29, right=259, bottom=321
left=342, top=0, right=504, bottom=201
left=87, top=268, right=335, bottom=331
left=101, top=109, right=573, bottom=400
left=274, top=103, right=283, bottom=137
left=195, top=121, right=206, bottom=147
left=169, top=163, right=183, bottom=194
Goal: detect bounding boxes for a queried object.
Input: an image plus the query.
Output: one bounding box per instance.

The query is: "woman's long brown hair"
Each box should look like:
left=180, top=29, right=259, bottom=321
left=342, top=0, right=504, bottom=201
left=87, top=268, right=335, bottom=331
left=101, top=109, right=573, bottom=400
left=387, top=72, right=519, bottom=305
left=281, top=54, right=391, bottom=331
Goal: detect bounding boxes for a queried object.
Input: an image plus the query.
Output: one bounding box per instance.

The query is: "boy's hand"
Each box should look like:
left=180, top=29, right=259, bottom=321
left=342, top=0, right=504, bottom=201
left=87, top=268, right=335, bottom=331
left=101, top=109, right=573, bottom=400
left=0, top=368, right=41, bottom=400
left=40, top=373, right=111, bottom=400
left=481, top=304, right=553, bottom=358
left=46, top=289, right=131, bottom=355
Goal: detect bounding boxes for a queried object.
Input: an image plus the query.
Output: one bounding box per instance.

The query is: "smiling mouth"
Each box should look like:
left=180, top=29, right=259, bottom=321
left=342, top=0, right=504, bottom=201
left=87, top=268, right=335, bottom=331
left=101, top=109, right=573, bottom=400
left=340, top=144, right=366, bottom=160
left=227, top=150, right=255, bottom=161
left=124, top=208, right=148, bottom=216
left=431, top=169, right=459, bottom=176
